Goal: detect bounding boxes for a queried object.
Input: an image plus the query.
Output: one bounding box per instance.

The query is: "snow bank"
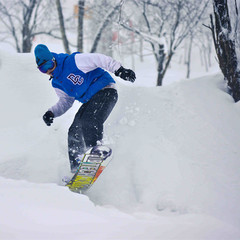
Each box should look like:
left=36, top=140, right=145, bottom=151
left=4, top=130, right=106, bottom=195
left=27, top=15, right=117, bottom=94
left=1, top=177, right=238, bottom=240
left=91, top=75, right=240, bottom=226
left=0, top=49, right=240, bottom=239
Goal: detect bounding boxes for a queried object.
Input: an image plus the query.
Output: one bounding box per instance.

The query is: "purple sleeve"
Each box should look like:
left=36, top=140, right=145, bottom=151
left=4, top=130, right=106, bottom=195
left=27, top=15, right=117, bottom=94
left=49, top=88, right=75, bottom=117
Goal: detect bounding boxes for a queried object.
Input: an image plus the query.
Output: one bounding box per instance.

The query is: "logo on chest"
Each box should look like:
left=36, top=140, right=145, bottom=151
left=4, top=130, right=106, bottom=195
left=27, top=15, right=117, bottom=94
left=67, top=73, right=84, bottom=85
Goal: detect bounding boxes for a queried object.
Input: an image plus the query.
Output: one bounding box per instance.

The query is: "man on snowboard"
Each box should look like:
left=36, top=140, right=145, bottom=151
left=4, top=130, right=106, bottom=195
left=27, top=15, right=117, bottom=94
left=34, top=44, right=135, bottom=173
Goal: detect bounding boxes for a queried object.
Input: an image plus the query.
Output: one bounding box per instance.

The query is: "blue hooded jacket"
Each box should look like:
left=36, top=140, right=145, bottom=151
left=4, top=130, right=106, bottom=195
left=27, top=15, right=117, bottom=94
left=51, top=52, right=115, bottom=103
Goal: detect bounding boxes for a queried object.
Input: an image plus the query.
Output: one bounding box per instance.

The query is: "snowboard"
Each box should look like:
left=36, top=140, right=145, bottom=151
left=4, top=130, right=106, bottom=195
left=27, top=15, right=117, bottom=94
left=66, top=145, right=112, bottom=193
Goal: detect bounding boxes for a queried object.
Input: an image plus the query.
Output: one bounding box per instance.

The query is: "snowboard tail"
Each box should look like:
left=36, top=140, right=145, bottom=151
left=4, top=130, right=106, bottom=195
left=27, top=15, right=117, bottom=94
left=66, top=146, right=112, bottom=193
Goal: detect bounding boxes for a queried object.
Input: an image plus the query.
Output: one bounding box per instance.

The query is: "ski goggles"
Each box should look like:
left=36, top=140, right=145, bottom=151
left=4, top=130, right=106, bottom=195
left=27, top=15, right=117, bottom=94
left=37, top=58, right=55, bottom=73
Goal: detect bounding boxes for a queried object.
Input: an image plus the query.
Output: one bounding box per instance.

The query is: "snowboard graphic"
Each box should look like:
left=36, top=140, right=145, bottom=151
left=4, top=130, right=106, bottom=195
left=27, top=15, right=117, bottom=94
left=66, top=146, right=112, bottom=193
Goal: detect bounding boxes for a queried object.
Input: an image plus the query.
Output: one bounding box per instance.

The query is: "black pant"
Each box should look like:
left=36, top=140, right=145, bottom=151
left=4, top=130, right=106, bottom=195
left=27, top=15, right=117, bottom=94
left=68, top=88, right=118, bottom=170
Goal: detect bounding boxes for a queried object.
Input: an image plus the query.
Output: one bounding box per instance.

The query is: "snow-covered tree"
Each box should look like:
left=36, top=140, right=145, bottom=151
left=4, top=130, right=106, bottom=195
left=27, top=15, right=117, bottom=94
left=82, top=0, right=123, bottom=55
left=206, top=0, right=240, bottom=101
left=55, top=0, right=85, bottom=53
left=0, top=0, right=64, bottom=52
left=120, top=0, right=209, bottom=86
left=0, top=0, right=41, bottom=52
left=90, top=2, right=121, bottom=53
left=51, top=0, right=122, bottom=54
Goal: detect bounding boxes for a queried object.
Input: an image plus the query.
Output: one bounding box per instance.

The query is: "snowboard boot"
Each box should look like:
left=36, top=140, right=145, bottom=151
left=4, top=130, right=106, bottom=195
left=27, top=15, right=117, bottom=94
left=70, top=154, right=84, bottom=173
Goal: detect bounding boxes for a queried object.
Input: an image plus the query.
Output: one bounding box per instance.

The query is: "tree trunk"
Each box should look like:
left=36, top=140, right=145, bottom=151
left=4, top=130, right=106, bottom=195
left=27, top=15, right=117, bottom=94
left=56, top=0, right=71, bottom=54
left=212, top=0, right=240, bottom=101
left=156, top=44, right=166, bottom=86
left=186, top=34, right=193, bottom=79
left=21, top=0, right=37, bottom=52
left=139, top=37, right=143, bottom=62
left=22, top=23, right=32, bottom=52
left=77, top=0, right=85, bottom=52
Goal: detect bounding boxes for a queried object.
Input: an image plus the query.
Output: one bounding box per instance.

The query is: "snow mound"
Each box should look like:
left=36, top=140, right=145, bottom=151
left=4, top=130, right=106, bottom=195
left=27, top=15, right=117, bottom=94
left=0, top=50, right=240, bottom=239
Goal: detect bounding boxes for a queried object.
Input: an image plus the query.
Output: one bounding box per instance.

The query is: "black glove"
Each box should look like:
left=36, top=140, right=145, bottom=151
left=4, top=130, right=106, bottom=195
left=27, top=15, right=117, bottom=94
left=43, top=111, right=54, bottom=126
left=115, top=66, right=136, bottom=83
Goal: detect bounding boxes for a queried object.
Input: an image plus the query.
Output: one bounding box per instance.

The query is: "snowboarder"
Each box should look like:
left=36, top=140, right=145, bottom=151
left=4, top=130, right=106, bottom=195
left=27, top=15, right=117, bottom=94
left=34, top=44, right=135, bottom=173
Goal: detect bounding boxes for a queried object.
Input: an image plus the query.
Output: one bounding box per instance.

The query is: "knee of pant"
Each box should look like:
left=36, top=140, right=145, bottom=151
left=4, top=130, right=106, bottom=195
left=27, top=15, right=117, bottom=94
left=81, top=118, right=99, bottom=130
left=68, top=124, right=80, bottom=135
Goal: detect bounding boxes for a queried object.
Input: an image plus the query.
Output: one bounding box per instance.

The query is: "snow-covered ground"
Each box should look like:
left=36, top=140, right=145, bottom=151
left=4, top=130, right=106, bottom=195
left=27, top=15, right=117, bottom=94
left=0, top=49, right=240, bottom=239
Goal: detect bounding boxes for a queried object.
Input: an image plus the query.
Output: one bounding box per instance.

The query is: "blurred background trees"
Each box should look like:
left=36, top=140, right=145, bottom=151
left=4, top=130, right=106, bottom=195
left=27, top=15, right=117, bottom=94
left=119, top=0, right=209, bottom=85
left=1, top=0, right=239, bottom=89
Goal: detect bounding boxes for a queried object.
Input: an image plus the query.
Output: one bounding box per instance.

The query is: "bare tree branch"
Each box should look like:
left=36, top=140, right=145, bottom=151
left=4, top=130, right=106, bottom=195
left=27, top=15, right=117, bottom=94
left=90, top=3, right=121, bottom=53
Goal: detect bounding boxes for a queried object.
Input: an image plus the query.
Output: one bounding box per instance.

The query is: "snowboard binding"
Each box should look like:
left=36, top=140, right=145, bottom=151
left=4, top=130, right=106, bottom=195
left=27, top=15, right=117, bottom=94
left=90, top=145, right=112, bottom=160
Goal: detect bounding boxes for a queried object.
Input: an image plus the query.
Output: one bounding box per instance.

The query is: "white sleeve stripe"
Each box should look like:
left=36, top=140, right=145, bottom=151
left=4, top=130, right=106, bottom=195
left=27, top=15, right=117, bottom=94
left=74, top=53, right=121, bottom=74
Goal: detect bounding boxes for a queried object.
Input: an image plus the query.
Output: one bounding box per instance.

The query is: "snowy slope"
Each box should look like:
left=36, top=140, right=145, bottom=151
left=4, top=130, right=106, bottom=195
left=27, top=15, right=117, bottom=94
left=0, top=50, right=240, bottom=239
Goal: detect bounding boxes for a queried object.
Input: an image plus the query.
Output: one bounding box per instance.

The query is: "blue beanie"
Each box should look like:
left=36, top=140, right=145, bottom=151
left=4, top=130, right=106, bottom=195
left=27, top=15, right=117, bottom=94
left=34, top=44, right=53, bottom=66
